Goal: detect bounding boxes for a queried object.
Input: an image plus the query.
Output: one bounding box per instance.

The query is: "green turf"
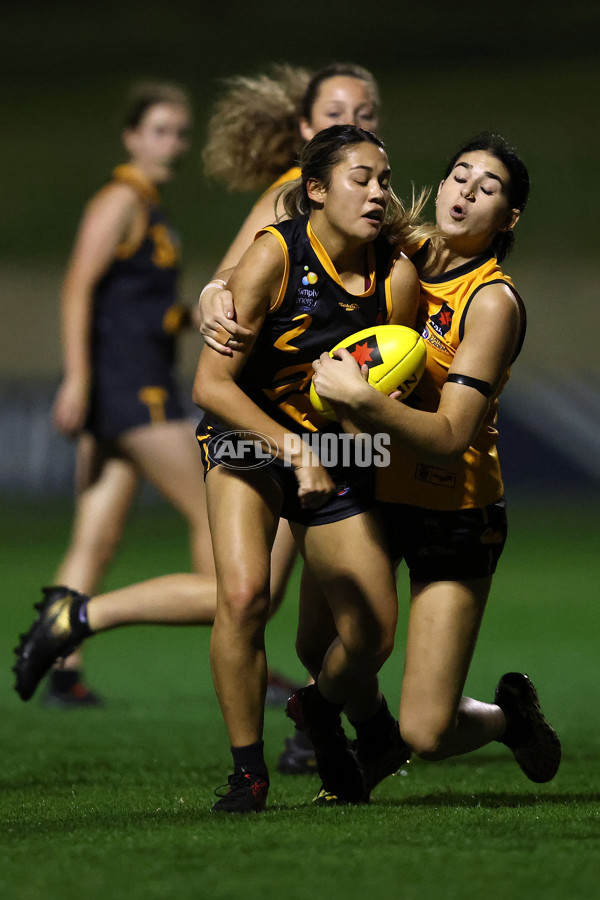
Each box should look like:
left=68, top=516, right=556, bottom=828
left=1, top=497, right=599, bottom=900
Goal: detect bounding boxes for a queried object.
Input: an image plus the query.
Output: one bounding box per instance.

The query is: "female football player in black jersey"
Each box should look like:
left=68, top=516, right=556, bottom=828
left=41, top=82, right=214, bottom=705
left=192, top=124, right=428, bottom=812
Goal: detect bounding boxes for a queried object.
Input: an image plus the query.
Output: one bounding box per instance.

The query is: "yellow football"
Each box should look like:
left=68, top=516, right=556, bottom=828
left=310, top=324, right=426, bottom=420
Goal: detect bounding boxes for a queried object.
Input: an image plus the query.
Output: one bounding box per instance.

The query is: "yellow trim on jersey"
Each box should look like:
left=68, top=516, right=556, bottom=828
left=107, top=164, right=160, bottom=260
left=266, top=166, right=301, bottom=192
left=306, top=221, right=376, bottom=296
left=256, top=226, right=290, bottom=313
left=384, top=253, right=407, bottom=323
left=114, top=205, right=149, bottom=260
left=196, top=432, right=213, bottom=474
left=112, top=164, right=160, bottom=204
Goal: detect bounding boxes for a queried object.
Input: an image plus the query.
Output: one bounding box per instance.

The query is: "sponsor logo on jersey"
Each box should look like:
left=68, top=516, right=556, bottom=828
left=430, top=301, right=454, bottom=337
left=338, top=301, right=360, bottom=312
left=296, top=288, right=319, bottom=312
left=302, top=266, right=318, bottom=286
left=297, top=268, right=320, bottom=310
left=421, top=326, right=452, bottom=356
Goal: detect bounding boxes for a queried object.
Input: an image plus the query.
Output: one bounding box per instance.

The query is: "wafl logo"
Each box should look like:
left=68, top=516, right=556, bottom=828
left=345, top=336, right=383, bottom=369
left=430, top=301, right=454, bottom=337
left=297, top=266, right=320, bottom=311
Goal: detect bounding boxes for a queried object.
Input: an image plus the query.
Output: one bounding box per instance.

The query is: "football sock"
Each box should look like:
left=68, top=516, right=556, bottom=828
left=68, top=594, right=93, bottom=641
left=350, top=695, right=397, bottom=756
left=49, top=669, right=81, bottom=692
left=498, top=704, right=531, bottom=749
left=310, top=682, right=345, bottom=725
left=231, top=741, right=269, bottom=778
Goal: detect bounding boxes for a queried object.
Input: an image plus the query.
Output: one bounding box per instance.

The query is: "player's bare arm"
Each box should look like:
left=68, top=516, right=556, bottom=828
left=198, top=187, right=290, bottom=356
left=216, top=187, right=288, bottom=272
left=387, top=254, right=420, bottom=327
left=312, top=282, right=521, bottom=465
left=52, top=184, right=140, bottom=437
left=197, top=267, right=253, bottom=356
left=193, top=234, right=334, bottom=507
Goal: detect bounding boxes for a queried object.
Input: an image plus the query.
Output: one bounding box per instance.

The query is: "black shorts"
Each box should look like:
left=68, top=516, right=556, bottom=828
left=196, top=417, right=375, bottom=527
left=379, top=498, right=507, bottom=583
left=86, top=380, right=186, bottom=441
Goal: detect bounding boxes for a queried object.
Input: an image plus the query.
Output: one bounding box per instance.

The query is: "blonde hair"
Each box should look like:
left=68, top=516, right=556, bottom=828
left=202, top=62, right=380, bottom=193
left=202, top=64, right=311, bottom=192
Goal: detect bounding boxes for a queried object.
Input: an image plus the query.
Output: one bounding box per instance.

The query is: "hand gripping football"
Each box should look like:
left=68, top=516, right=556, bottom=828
left=310, top=324, right=426, bottom=420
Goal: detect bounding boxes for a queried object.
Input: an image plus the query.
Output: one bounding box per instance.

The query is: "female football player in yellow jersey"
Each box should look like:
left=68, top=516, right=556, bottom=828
left=39, top=82, right=216, bottom=706
left=199, top=62, right=381, bottom=347
left=310, top=133, right=561, bottom=788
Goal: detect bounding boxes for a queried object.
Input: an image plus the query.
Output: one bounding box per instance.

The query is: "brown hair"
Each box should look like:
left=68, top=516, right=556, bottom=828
left=123, top=81, right=191, bottom=130
left=281, top=125, right=433, bottom=256
left=300, top=63, right=379, bottom=122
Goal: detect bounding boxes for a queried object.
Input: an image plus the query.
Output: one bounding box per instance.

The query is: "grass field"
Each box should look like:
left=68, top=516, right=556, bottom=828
left=1, top=496, right=599, bottom=900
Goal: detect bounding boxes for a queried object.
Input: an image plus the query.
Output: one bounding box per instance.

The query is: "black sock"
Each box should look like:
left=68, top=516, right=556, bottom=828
left=310, top=682, right=345, bottom=726
left=499, top=707, right=531, bottom=749
left=231, top=741, right=269, bottom=779
left=350, top=696, right=398, bottom=757
left=68, top=592, right=93, bottom=641
left=50, top=669, right=81, bottom=692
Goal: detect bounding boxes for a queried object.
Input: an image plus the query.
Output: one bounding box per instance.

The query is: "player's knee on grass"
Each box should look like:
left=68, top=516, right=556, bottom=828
left=400, top=710, right=456, bottom=760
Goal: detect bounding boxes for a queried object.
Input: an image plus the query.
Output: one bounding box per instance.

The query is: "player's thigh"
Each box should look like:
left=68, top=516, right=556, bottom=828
left=400, top=577, right=492, bottom=734
left=71, top=434, right=139, bottom=543
left=293, top=511, right=398, bottom=638
left=206, top=465, right=283, bottom=601
left=296, top=563, right=337, bottom=676
left=269, top=520, right=298, bottom=611
left=118, top=420, right=206, bottom=518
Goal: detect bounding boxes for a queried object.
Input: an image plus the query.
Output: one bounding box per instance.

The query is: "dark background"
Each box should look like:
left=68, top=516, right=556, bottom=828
left=2, top=0, right=599, bottom=491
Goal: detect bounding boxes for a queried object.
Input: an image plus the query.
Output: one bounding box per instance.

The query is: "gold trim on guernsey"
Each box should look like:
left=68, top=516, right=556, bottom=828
left=306, top=221, right=376, bottom=296
left=259, top=166, right=301, bottom=200
left=112, top=164, right=159, bottom=260
left=256, top=227, right=290, bottom=313
left=113, top=164, right=160, bottom=204
left=137, top=386, right=168, bottom=424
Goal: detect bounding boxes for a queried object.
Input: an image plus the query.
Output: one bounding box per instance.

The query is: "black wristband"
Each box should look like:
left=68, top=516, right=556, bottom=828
left=447, top=373, right=493, bottom=398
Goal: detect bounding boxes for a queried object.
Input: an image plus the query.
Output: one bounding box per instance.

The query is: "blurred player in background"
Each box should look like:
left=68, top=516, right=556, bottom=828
left=40, top=82, right=214, bottom=706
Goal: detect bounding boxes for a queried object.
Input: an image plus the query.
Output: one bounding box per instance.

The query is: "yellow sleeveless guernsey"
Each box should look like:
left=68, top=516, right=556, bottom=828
left=258, top=166, right=302, bottom=201
left=376, top=249, right=526, bottom=510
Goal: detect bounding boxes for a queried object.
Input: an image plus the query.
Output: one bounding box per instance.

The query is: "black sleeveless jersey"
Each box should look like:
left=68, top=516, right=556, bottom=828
left=238, top=215, right=394, bottom=435
left=90, top=165, right=181, bottom=389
